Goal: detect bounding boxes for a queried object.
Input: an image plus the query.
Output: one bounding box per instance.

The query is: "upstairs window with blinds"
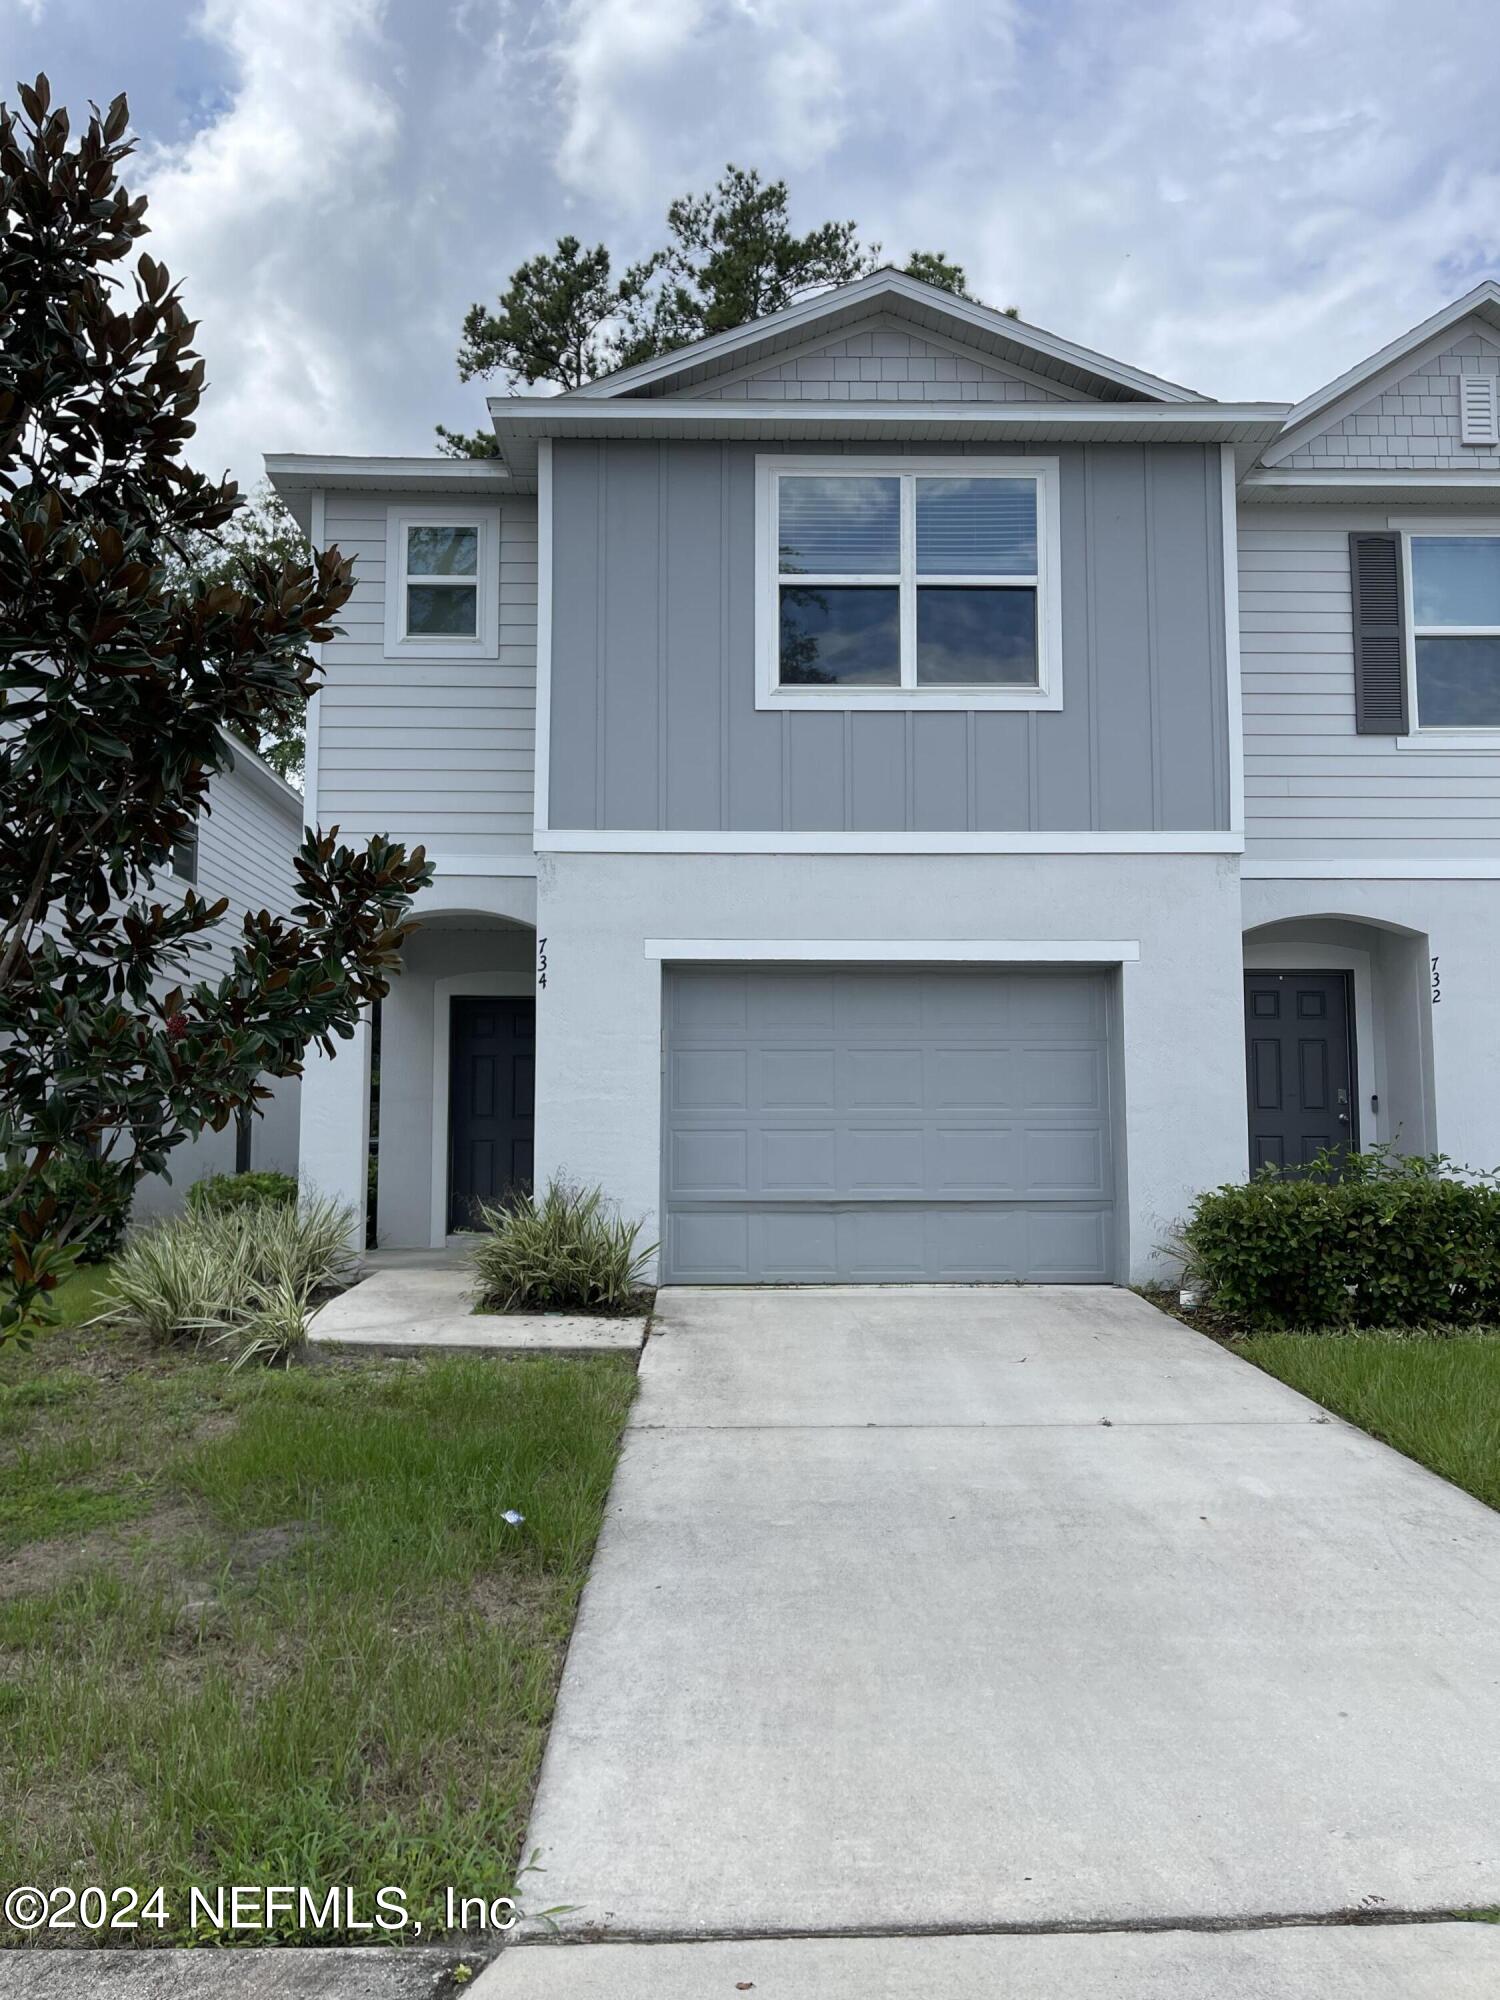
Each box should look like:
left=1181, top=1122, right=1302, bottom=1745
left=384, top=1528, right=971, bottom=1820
left=766, top=462, right=1057, bottom=706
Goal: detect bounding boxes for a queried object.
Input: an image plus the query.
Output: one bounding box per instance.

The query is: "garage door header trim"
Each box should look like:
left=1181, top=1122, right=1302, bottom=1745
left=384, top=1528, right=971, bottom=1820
left=645, top=938, right=1141, bottom=963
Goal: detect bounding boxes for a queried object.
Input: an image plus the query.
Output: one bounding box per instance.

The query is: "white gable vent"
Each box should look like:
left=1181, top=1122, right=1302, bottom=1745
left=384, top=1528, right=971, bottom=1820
left=1460, top=374, right=1499, bottom=446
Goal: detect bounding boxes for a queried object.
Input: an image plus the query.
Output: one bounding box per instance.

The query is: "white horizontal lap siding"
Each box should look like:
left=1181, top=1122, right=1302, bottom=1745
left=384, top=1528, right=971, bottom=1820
left=1239, top=510, right=1500, bottom=859
left=315, top=492, right=537, bottom=862
left=192, top=760, right=301, bottom=983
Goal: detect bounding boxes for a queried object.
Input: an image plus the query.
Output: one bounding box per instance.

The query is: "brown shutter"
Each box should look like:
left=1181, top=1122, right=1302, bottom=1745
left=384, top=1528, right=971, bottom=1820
left=1348, top=531, right=1409, bottom=734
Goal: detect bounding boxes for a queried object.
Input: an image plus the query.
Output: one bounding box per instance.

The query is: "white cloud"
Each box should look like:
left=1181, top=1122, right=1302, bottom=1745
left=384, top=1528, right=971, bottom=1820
left=13, top=0, right=1497, bottom=483
left=135, top=0, right=400, bottom=480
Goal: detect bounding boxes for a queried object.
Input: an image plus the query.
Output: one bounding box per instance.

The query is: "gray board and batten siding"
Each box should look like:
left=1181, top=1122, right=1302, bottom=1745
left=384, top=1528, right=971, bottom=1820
left=546, top=440, right=1231, bottom=835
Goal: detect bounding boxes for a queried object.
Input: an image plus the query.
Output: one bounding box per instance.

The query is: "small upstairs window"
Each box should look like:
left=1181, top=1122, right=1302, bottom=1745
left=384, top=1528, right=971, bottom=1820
left=171, top=823, right=198, bottom=884
left=757, top=458, right=1062, bottom=711
left=384, top=506, right=500, bottom=657
left=1409, top=534, right=1500, bottom=728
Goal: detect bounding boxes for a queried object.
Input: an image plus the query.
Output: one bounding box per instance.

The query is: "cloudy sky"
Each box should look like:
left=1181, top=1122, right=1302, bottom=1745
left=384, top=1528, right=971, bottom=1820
left=5, top=0, right=1499, bottom=487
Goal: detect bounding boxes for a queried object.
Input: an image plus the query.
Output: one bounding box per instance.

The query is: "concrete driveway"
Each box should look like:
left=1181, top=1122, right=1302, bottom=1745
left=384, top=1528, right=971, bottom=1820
left=479, top=1285, right=1500, bottom=1993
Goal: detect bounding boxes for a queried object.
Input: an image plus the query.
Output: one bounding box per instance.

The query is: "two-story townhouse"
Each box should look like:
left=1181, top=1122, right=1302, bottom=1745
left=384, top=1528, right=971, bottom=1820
left=130, top=732, right=305, bottom=1218
left=268, top=269, right=1500, bottom=1284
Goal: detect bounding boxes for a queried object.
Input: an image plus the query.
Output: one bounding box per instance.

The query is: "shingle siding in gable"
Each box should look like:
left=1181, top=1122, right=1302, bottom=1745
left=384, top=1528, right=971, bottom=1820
left=1282, top=330, right=1500, bottom=470
left=674, top=327, right=1070, bottom=404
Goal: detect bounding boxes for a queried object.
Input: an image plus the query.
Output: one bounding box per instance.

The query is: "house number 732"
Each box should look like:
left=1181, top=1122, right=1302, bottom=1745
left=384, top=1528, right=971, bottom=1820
left=1431, top=955, right=1441, bottom=1005
left=537, top=936, right=548, bottom=990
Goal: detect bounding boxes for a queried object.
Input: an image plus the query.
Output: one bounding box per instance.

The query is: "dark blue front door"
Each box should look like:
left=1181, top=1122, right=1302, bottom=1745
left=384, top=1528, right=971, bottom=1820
left=448, top=996, right=535, bottom=1231
left=1244, top=971, right=1357, bottom=1173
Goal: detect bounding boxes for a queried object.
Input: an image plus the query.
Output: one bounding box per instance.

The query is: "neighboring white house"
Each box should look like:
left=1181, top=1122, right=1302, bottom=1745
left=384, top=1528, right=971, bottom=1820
left=130, top=732, right=304, bottom=1219
left=268, top=270, right=1500, bottom=1284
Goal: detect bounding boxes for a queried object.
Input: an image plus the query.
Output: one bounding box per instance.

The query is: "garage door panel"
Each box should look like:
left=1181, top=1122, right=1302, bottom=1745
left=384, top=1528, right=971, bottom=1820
left=669, top=1128, right=750, bottom=1198
left=672, top=969, right=748, bottom=1032
left=843, top=1125, right=927, bottom=1195
left=758, top=1209, right=841, bottom=1279
left=670, top=1208, right=752, bottom=1281
left=761, top=1126, right=837, bottom=1195
left=1011, top=974, right=1105, bottom=1037
left=663, top=967, right=1116, bottom=1284
left=931, top=1046, right=1013, bottom=1108
left=934, top=1126, right=1019, bottom=1192
left=844, top=1046, right=925, bottom=1109
left=1024, top=1125, right=1109, bottom=1197
left=670, top=1048, right=748, bottom=1111
left=1026, top=1206, right=1113, bottom=1281
left=755, top=972, right=835, bottom=1031
left=1020, top=1046, right=1106, bottom=1112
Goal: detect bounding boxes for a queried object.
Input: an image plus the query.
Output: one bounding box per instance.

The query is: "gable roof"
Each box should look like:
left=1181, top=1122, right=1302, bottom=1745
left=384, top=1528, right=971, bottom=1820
left=1263, top=279, right=1500, bottom=467
left=571, top=267, right=1203, bottom=406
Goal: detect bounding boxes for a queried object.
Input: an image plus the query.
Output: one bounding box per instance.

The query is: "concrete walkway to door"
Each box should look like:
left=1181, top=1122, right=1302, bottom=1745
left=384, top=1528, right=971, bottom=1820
left=478, top=1286, right=1500, bottom=1992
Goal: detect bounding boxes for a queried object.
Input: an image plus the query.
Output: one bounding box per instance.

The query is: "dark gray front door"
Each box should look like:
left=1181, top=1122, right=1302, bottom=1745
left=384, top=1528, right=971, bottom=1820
left=1244, top=971, right=1357, bottom=1172
left=662, top=965, right=1116, bottom=1284
left=448, top=995, right=535, bottom=1231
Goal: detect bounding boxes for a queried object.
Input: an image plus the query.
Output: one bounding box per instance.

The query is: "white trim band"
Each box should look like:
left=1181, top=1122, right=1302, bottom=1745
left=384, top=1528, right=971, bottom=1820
left=645, top=937, right=1142, bottom=963
left=1242, top=858, right=1500, bottom=879
left=539, top=829, right=1242, bottom=855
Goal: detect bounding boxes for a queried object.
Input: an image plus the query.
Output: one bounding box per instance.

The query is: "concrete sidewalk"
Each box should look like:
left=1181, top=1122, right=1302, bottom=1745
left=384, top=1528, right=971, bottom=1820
left=307, top=1247, right=647, bottom=1355
left=474, top=1283, right=1500, bottom=1990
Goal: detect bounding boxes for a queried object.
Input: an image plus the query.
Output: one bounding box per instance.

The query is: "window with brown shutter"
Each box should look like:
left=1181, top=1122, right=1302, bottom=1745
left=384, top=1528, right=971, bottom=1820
left=1348, top=531, right=1409, bottom=735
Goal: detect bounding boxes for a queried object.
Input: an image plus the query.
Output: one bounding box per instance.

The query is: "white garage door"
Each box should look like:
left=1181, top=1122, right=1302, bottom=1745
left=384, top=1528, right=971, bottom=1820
left=661, top=965, right=1117, bottom=1284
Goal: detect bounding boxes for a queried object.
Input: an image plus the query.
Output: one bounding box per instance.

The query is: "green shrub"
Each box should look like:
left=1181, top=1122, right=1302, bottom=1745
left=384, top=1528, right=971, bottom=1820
left=186, top=1170, right=299, bottom=1216
left=1181, top=1148, right=1500, bottom=1330
left=0, top=1153, right=130, bottom=1263
left=104, top=1193, right=359, bottom=1362
left=472, top=1180, right=655, bottom=1314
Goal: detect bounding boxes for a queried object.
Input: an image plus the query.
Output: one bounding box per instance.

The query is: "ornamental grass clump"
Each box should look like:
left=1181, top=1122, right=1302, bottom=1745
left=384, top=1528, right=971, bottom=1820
left=1180, top=1147, right=1500, bottom=1331
left=104, top=1191, right=358, bottom=1364
left=471, top=1180, right=655, bottom=1315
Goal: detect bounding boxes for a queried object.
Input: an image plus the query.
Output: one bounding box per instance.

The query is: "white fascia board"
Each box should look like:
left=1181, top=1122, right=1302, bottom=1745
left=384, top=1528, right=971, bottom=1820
left=265, top=454, right=522, bottom=498
left=538, top=830, right=1243, bottom=855
left=491, top=400, right=1290, bottom=479
left=220, top=727, right=304, bottom=818
left=1241, top=857, right=1500, bottom=879
left=1244, top=469, right=1500, bottom=506
left=644, top=937, right=1142, bottom=963
left=492, top=398, right=1287, bottom=439
left=565, top=269, right=1203, bottom=405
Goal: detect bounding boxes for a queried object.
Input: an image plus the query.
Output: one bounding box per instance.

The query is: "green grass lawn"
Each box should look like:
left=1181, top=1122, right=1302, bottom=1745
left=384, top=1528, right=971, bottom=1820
left=0, top=1312, right=635, bottom=1946
left=1232, top=1332, right=1500, bottom=1512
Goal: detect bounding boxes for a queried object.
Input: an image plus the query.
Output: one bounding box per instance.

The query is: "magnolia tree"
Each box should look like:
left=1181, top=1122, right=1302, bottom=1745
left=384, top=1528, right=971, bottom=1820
left=0, top=77, right=431, bottom=1341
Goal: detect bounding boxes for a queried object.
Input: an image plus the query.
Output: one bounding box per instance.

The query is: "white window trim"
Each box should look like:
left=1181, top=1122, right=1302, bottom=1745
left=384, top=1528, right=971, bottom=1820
left=754, top=454, right=1063, bottom=712
left=1395, top=523, right=1500, bottom=750
left=383, top=503, right=500, bottom=659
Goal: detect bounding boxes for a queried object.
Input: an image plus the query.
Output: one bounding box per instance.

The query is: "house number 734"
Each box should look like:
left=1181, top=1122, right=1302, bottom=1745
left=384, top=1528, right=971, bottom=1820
left=537, top=936, right=548, bottom=990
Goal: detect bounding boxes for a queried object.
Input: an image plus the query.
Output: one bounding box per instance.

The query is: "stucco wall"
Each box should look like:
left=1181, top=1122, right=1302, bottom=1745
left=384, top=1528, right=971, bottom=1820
left=532, top=851, right=1248, bottom=1285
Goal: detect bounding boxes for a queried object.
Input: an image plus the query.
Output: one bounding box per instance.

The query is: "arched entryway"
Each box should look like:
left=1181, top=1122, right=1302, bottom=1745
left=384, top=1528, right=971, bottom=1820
left=1242, top=914, right=1436, bottom=1169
